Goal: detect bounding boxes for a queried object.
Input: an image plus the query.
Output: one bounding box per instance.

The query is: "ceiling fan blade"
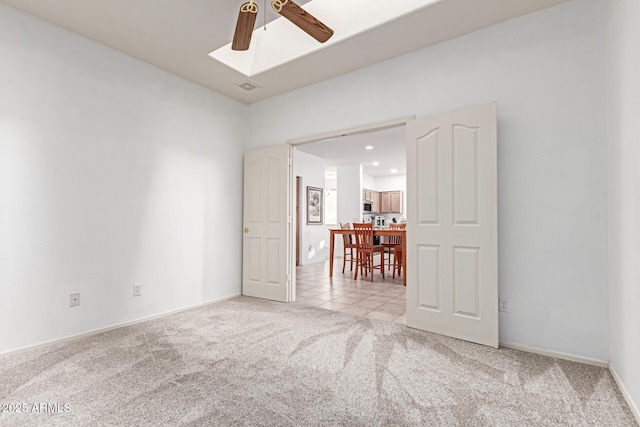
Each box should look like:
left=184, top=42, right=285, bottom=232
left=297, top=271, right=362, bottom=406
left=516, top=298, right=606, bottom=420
left=232, top=2, right=258, bottom=51
left=273, top=0, right=334, bottom=43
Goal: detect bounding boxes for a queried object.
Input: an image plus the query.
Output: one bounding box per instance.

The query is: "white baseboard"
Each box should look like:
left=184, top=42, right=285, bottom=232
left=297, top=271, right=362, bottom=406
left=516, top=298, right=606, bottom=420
left=499, top=341, right=609, bottom=367
left=0, top=293, right=241, bottom=357
left=609, top=363, right=640, bottom=425
left=499, top=342, right=638, bottom=423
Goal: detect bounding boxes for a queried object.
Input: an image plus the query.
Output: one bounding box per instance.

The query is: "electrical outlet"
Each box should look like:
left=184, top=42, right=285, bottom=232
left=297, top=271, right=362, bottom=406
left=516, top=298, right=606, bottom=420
left=499, top=297, right=510, bottom=313
left=70, top=293, right=80, bottom=307
left=133, top=284, right=142, bottom=297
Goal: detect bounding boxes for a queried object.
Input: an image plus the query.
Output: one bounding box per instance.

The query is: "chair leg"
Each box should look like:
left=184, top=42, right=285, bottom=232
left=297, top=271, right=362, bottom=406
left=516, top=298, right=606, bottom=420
left=342, top=251, right=347, bottom=274
left=354, top=252, right=359, bottom=280
left=369, top=253, right=374, bottom=281
left=369, top=252, right=378, bottom=282
left=361, top=253, right=368, bottom=279
left=355, top=250, right=391, bottom=282
left=349, top=248, right=354, bottom=271
left=393, top=254, right=396, bottom=279
left=393, top=251, right=402, bottom=279
left=364, top=253, right=370, bottom=278
left=393, top=254, right=398, bottom=279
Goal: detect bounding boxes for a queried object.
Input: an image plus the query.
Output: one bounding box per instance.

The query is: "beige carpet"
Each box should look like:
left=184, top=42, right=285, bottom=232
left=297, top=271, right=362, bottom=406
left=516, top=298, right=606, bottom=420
left=0, top=296, right=636, bottom=426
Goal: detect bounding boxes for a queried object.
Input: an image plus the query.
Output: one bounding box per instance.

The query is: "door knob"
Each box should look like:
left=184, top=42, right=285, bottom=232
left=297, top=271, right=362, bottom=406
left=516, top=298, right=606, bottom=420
left=244, top=228, right=249, bottom=233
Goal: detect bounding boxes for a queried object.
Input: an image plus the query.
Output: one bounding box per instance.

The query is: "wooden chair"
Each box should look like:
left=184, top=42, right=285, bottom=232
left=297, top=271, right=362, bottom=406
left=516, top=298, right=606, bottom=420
left=353, top=223, right=385, bottom=282
left=388, top=223, right=406, bottom=279
left=340, top=222, right=357, bottom=274
left=380, top=227, right=398, bottom=271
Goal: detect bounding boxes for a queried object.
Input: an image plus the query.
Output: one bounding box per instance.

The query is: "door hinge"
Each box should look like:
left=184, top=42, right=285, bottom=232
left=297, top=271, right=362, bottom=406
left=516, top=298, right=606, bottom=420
left=286, top=273, right=291, bottom=284
left=288, top=216, right=292, bottom=224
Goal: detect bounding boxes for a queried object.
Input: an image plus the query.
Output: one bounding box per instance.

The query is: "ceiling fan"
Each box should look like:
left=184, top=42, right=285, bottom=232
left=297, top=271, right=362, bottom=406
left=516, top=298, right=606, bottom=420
left=232, top=0, right=334, bottom=51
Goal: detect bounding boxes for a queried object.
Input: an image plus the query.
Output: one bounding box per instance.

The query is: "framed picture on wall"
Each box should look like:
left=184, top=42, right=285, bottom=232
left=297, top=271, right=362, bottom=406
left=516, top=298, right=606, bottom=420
left=307, top=186, right=323, bottom=225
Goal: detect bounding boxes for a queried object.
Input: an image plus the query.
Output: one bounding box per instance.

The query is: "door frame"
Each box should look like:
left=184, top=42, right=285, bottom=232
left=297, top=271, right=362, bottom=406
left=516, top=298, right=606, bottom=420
left=286, top=116, right=415, bottom=298
left=296, top=176, right=301, bottom=267
left=288, top=116, right=416, bottom=146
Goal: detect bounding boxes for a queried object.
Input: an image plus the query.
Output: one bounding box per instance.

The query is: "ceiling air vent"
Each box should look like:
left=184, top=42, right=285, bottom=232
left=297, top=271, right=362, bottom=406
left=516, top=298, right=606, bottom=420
left=237, top=80, right=260, bottom=91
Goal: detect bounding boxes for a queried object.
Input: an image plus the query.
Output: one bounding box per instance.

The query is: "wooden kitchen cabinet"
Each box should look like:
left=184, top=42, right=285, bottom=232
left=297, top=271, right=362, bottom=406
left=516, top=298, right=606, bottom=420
left=378, top=190, right=403, bottom=213
left=371, top=191, right=380, bottom=213
left=363, top=189, right=380, bottom=213
left=380, top=192, right=390, bottom=213
left=389, top=191, right=403, bottom=213
left=364, top=188, right=401, bottom=213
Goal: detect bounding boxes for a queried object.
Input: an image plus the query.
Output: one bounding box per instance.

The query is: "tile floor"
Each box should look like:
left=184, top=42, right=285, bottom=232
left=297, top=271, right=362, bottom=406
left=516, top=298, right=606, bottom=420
left=295, top=258, right=406, bottom=324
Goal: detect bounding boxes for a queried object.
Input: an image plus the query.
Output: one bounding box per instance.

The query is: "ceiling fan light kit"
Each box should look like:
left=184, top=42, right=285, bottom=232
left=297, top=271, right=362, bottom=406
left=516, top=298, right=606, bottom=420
left=232, top=0, right=334, bottom=51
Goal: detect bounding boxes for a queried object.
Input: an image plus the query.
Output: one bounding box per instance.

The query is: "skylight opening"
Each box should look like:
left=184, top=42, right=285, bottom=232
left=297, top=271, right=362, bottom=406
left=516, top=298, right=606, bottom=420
left=208, top=0, right=438, bottom=77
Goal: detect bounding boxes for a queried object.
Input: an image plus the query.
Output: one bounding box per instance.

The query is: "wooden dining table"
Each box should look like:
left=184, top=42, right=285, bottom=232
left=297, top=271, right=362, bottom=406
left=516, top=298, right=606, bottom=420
left=329, top=228, right=407, bottom=286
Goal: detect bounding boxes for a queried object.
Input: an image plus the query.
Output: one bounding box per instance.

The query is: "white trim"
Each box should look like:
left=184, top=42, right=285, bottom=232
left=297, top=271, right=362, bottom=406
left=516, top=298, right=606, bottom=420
left=609, top=363, right=640, bottom=424
left=288, top=144, right=296, bottom=303
left=0, top=293, right=241, bottom=357
left=287, top=116, right=415, bottom=146
left=499, top=341, right=609, bottom=367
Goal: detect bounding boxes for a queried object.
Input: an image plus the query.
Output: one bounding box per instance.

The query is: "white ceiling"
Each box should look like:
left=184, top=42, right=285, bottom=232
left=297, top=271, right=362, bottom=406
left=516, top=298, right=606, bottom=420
left=1, top=0, right=570, bottom=104
left=296, top=126, right=406, bottom=177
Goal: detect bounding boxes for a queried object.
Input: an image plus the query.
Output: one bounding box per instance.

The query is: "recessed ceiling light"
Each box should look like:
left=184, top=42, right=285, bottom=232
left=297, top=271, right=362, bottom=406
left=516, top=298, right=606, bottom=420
left=365, top=145, right=374, bottom=150
left=372, top=161, right=379, bottom=166
left=390, top=168, right=398, bottom=174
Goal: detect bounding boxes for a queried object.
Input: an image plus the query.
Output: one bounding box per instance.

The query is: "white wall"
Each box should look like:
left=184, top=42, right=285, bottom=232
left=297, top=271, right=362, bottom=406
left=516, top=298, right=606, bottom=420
left=324, top=177, right=338, bottom=225
left=0, top=5, right=246, bottom=353
left=337, top=165, right=363, bottom=227
left=248, top=0, right=609, bottom=360
left=362, top=173, right=376, bottom=191
left=293, top=150, right=328, bottom=264
left=606, top=0, right=640, bottom=418
left=331, top=164, right=362, bottom=259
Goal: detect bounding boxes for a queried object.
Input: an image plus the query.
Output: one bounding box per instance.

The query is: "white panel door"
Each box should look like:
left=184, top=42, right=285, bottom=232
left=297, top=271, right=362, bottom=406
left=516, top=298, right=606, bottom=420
left=406, top=103, right=498, bottom=348
left=243, top=145, right=294, bottom=302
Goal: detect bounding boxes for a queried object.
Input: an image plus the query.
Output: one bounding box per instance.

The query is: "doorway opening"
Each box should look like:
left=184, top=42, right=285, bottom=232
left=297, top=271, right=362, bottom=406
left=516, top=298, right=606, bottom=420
left=242, top=105, right=498, bottom=348
left=289, top=116, right=413, bottom=321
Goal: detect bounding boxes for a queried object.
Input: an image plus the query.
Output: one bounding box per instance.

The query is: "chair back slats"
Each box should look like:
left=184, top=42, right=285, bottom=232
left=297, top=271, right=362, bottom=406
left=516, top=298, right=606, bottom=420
left=388, top=223, right=406, bottom=245
left=340, top=222, right=353, bottom=245
left=353, top=223, right=375, bottom=249
left=352, top=222, right=385, bottom=281
left=389, top=223, right=406, bottom=279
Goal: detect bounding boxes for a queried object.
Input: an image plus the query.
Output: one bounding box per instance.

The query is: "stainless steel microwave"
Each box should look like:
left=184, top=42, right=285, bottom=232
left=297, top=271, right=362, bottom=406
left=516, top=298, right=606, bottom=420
left=363, top=201, right=373, bottom=213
